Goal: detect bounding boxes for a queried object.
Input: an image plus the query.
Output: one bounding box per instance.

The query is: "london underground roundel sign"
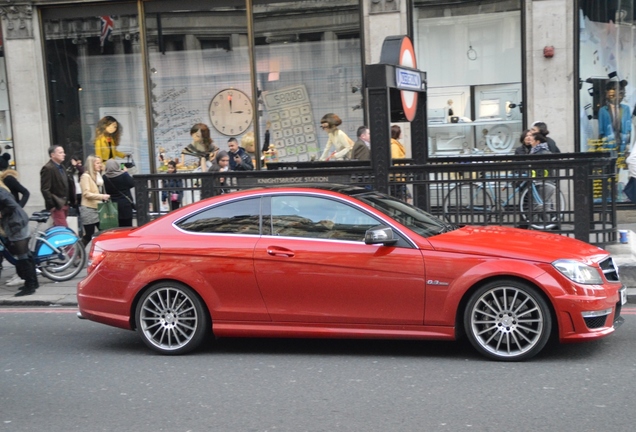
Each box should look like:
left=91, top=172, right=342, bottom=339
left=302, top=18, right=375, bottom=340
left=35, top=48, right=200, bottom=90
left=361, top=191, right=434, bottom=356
left=397, top=37, right=418, bottom=122
left=379, top=36, right=420, bottom=122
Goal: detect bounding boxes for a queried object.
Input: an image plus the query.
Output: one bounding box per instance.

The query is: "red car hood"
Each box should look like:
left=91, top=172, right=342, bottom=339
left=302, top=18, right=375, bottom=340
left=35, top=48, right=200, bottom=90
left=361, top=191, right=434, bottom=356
left=427, top=225, right=608, bottom=265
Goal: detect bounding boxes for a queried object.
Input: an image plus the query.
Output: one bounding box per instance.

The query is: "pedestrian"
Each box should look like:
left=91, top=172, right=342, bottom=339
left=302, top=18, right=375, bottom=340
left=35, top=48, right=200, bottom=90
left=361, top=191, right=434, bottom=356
left=103, top=159, right=136, bottom=227
left=515, top=129, right=533, bottom=155
left=95, top=116, right=127, bottom=161
left=0, top=187, right=39, bottom=297
left=162, top=160, right=183, bottom=210
left=208, top=150, right=231, bottom=193
left=530, top=121, right=561, bottom=153
left=1, top=152, right=31, bottom=287
left=40, top=145, right=76, bottom=227
left=351, top=126, right=371, bottom=160
left=79, top=155, right=110, bottom=247
left=227, top=137, right=254, bottom=171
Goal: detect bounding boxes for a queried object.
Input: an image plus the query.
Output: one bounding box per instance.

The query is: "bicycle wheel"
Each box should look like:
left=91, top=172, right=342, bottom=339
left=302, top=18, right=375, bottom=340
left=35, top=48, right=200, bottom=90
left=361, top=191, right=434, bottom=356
left=443, top=184, right=495, bottom=225
left=39, top=239, right=87, bottom=282
left=519, top=182, right=565, bottom=230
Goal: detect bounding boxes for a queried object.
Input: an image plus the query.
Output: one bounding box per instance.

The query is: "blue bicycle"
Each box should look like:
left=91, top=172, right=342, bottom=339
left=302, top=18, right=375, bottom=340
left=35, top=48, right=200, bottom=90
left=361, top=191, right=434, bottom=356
left=443, top=174, right=566, bottom=230
left=0, top=211, right=87, bottom=282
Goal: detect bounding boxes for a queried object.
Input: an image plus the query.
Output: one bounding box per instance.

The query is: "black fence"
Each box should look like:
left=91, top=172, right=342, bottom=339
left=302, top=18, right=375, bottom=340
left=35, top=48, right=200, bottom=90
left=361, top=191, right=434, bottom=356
left=133, top=152, right=618, bottom=245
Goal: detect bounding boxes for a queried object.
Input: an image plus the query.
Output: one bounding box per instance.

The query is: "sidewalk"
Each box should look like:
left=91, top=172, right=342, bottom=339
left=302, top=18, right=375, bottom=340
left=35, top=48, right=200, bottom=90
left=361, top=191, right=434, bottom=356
left=0, top=227, right=635, bottom=307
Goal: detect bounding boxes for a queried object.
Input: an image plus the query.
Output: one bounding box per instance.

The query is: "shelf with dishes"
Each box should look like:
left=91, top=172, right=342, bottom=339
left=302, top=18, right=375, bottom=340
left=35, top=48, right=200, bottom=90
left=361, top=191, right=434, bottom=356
left=426, top=83, right=523, bottom=156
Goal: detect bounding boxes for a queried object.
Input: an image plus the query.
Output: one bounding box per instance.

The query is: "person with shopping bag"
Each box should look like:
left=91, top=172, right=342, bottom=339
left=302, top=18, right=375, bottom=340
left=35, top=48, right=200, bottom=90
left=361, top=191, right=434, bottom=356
left=79, top=155, right=110, bottom=247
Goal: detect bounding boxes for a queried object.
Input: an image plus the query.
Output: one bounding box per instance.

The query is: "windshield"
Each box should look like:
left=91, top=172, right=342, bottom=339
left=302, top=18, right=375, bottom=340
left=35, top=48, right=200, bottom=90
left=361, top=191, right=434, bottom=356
left=353, top=192, right=455, bottom=237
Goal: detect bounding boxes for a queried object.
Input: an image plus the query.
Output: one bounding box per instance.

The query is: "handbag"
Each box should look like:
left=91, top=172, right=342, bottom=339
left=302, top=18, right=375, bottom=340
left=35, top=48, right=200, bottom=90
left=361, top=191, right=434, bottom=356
left=171, top=193, right=179, bottom=202
left=623, top=177, right=636, bottom=203
left=124, top=155, right=136, bottom=169
left=98, top=200, right=119, bottom=230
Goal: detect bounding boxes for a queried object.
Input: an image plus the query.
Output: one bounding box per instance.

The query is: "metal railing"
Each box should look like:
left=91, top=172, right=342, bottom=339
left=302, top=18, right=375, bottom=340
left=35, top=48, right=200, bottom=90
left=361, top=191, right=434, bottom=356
left=133, top=152, right=617, bottom=245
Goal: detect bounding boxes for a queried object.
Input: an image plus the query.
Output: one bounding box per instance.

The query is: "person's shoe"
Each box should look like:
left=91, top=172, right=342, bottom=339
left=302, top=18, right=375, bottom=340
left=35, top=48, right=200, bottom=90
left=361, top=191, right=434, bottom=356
left=6, top=274, right=24, bottom=286
left=14, top=287, right=37, bottom=297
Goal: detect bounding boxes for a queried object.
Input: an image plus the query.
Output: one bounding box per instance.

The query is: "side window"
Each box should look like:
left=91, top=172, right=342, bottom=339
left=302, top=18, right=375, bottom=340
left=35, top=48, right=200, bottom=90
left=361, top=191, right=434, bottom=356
left=270, top=195, right=379, bottom=241
left=176, top=198, right=261, bottom=234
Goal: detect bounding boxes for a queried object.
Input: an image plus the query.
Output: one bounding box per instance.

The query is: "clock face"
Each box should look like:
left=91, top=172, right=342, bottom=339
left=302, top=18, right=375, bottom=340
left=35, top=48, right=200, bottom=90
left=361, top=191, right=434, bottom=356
left=209, top=89, right=253, bottom=136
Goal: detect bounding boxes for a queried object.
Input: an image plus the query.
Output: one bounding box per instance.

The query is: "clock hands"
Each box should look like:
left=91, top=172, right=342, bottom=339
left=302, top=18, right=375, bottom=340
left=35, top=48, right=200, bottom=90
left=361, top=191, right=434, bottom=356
left=228, top=94, right=233, bottom=113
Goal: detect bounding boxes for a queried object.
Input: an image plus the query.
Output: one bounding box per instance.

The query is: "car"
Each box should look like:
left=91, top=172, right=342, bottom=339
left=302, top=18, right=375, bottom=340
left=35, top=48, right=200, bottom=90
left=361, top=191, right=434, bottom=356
left=77, top=184, right=626, bottom=361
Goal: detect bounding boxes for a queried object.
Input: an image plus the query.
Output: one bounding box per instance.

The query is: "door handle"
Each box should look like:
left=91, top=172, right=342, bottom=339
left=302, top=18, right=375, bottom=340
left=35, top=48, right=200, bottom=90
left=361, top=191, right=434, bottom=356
left=266, top=246, right=295, bottom=258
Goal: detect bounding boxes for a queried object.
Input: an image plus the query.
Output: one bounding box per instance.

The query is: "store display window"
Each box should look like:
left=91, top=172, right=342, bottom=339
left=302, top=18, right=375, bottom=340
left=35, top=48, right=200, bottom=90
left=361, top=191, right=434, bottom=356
left=413, top=0, right=523, bottom=157
left=578, top=1, right=635, bottom=202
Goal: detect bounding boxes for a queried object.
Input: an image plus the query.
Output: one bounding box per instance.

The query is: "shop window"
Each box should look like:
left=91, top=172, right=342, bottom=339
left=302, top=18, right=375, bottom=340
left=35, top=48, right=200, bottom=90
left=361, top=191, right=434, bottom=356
left=145, top=0, right=252, bottom=173
left=42, top=4, right=146, bottom=170
left=578, top=0, right=635, bottom=203
left=253, top=0, right=363, bottom=165
left=413, top=0, right=523, bottom=157
left=0, top=21, right=13, bottom=163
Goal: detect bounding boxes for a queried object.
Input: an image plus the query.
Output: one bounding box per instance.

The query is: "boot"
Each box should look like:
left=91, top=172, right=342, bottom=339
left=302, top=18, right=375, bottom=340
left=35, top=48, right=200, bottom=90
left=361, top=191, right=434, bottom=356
left=14, top=259, right=39, bottom=297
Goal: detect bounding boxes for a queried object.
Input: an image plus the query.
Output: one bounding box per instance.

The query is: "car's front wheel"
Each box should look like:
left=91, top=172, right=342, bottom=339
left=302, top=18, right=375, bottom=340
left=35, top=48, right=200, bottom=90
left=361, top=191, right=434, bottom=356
left=135, top=282, right=209, bottom=355
left=464, top=280, right=552, bottom=361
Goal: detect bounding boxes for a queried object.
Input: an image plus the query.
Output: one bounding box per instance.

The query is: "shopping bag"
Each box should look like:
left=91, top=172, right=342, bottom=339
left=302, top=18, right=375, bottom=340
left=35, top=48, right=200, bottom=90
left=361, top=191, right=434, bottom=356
left=98, top=200, right=119, bottom=230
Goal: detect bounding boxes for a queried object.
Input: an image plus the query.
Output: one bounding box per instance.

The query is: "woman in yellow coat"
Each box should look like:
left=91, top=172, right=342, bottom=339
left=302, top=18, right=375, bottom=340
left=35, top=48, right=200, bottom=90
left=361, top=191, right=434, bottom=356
left=95, top=116, right=127, bottom=161
left=390, top=124, right=406, bottom=159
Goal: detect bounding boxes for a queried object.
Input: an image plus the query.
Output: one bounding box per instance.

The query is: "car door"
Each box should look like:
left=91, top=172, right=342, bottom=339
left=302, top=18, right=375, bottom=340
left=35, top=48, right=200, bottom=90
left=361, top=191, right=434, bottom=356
left=253, top=194, right=426, bottom=325
left=174, top=197, right=269, bottom=321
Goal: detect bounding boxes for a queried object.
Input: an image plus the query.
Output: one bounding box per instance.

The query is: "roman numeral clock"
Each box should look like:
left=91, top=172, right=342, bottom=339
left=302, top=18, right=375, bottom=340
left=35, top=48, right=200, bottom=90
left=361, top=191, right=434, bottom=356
left=209, top=88, right=253, bottom=136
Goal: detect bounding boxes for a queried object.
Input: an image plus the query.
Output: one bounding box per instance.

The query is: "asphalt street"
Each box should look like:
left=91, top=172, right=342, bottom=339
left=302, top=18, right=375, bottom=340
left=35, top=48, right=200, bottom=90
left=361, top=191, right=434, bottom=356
left=1, top=307, right=635, bottom=431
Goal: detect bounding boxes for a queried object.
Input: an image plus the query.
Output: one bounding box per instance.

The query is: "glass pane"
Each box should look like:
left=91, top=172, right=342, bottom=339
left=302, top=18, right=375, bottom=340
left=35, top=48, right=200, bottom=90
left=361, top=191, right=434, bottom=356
left=0, top=21, right=13, bottom=163
left=145, top=1, right=252, bottom=173
left=253, top=1, right=363, bottom=163
left=42, top=4, right=147, bottom=171
left=579, top=0, right=635, bottom=203
left=176, top=198, right=261, bottom=234
left=271, top=195, right=378, bottom=241
left=413, top=0, right=522, bottom=157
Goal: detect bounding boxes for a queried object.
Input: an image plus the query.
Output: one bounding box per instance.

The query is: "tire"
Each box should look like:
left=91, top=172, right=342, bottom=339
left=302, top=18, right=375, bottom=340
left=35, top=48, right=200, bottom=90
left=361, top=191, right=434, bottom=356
left=443, top=184, right=494, bottom=225
left=135, top=282, right=209, bottom=355
left=464, top=280, right=552, bottom=361
left=519, top=182, right=565, bottom=230
left=39, top=239, right=87, bottom=282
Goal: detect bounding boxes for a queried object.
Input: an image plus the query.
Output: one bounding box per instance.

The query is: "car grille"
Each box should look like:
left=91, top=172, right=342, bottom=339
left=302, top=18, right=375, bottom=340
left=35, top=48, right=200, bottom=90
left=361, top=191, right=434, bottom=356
left=599, top=257, right=619, bottom=282
left=584, top=314, right=609, bottom=329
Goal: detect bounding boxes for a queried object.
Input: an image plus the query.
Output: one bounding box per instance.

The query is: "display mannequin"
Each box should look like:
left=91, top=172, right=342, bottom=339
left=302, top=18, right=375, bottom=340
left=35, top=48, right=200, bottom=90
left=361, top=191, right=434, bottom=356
left=181, top=123, right=219, bottom=169
left=95, top=116, right=126, bottom=161
left=598, top=80, right=632, bottom=154
left=319, top=113, right=353, bottom=161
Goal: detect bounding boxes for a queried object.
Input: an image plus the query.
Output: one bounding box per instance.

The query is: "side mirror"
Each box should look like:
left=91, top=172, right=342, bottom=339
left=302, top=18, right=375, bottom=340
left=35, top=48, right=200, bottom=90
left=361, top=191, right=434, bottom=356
left=364, top=226, right=398, bottom=246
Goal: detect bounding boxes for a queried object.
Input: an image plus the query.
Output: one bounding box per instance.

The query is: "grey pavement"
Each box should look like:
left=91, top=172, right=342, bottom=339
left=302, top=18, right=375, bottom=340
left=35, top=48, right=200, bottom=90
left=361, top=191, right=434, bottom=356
left=1, top=221, right=635, bottom=307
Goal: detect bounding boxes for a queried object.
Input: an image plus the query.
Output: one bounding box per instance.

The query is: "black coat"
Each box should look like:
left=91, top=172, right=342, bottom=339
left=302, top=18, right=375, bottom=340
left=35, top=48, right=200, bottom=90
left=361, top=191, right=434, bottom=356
left=103, top=173, right=135, bottom=220
left=40, top=160, right=76, bottom=210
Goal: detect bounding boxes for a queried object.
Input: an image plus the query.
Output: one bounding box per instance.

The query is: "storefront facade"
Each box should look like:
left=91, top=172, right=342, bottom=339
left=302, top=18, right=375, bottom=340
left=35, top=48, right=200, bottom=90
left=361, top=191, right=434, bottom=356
left=0, top=0, right=630, bottom=213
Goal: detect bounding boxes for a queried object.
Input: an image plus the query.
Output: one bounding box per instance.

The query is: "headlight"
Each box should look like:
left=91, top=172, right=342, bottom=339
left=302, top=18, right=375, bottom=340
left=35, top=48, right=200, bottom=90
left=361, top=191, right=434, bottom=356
left=552, top=259, right=603, bottom=284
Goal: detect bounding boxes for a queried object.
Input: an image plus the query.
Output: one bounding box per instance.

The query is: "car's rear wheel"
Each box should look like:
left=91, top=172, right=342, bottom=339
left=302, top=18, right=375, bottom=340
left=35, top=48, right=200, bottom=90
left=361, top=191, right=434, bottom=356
left=135, top=282, right=209, bottom=355
left=464, top=280, right=552, bottom=361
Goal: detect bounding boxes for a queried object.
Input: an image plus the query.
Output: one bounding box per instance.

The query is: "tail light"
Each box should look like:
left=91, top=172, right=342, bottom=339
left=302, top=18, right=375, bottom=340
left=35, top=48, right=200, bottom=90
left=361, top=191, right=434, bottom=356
left=87, top=244, right=106, bottom=275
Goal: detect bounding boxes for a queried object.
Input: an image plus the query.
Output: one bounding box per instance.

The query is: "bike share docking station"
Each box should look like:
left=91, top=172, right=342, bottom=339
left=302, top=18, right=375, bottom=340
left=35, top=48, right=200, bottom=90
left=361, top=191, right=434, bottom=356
left=365, top=35, right=428, bottom=194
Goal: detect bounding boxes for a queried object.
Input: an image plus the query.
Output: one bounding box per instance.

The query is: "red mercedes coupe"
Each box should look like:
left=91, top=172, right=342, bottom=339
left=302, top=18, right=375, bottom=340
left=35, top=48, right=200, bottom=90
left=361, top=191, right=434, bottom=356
left=77, top=185, right=626, bottom=361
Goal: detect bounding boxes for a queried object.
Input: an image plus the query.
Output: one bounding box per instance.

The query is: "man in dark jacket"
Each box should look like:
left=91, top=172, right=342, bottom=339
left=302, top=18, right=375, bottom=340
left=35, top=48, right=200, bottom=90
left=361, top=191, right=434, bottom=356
left=227, top=138, right=254, bottom=171
left=40, top=145, right=75, bottom=227
left=351, top=126, right=371, bottom=161
left=0, top=188, right=39, bottom=296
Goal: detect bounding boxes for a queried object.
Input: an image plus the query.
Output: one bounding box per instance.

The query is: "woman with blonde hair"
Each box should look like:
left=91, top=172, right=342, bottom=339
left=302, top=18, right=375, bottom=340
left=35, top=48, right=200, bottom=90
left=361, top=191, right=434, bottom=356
left=79, top=155, right=110, bottom=246
left=95, top=116, right=126, bottom=161
left=319, top=113, right=354, bottom=161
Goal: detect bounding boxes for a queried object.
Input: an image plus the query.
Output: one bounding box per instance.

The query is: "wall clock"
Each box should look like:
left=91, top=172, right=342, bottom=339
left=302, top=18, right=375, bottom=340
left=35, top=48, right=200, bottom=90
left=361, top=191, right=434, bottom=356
left=209, top=88, right=253, bottom=136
